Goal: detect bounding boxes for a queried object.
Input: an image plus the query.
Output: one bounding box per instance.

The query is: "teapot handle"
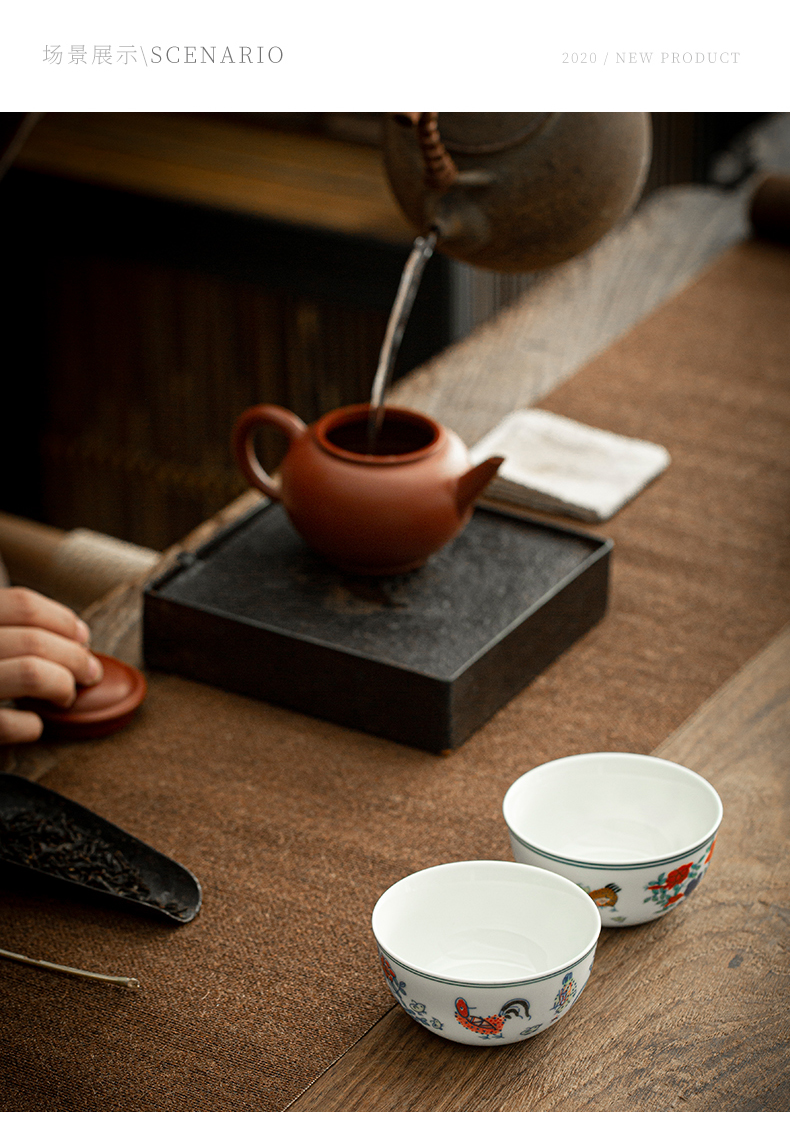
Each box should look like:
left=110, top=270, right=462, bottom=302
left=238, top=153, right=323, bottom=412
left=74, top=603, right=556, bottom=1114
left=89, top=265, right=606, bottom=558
left=232, top=404, right=307, bottom=501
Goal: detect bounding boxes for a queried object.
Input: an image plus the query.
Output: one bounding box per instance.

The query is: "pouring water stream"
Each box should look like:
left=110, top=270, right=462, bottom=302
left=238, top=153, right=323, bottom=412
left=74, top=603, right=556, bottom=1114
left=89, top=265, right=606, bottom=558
left=367, top=229, right=438, bottom=451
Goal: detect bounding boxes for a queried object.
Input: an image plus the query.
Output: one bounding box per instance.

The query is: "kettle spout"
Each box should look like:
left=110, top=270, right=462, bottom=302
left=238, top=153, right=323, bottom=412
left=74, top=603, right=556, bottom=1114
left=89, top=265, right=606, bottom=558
left=456, top=456, right=505, bottom=515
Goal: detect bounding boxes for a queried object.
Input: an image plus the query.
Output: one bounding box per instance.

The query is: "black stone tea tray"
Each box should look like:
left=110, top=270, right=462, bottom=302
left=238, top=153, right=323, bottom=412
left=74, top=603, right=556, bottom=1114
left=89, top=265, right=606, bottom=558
left=143, top=502, right=612, bottom=752
left=0, top=773, right=202, bottom=923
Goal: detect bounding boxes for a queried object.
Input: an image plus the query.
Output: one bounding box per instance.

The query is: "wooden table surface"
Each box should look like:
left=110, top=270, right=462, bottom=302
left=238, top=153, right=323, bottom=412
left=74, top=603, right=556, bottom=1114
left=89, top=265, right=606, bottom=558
left=23, top=115, right=790, bottom=1112
left=288, top=627, right=790, bottom=1112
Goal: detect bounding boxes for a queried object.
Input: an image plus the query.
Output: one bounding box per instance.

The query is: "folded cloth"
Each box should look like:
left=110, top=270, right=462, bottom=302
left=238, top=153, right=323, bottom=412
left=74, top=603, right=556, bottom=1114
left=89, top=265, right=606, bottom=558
left=470, top=409, right=671, bottom=523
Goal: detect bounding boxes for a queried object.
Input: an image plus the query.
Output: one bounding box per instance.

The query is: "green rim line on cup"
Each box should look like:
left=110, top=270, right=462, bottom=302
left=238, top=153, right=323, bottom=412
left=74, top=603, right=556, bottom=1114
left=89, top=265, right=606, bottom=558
left=506, top=826, right=721, bottom=872
left=375, top=941, right=598, bottom=990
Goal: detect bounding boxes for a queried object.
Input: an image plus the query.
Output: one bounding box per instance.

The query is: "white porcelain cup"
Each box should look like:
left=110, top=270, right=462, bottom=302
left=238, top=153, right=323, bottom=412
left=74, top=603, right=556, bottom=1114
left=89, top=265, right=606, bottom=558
left=371, top=860, right=601, bottom=1046
left=503, top=752, right=723, bottom=927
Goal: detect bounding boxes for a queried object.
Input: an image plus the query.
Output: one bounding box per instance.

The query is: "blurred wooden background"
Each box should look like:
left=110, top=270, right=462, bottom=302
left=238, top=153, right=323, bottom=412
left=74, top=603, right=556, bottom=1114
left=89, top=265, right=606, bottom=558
left=0, top=111, right=771, bottom=551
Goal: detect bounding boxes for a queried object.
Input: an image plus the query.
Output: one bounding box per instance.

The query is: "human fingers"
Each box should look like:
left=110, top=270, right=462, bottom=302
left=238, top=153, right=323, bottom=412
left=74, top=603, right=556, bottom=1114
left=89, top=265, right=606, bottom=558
left=0, top=587, right=91, bottom=645
left=0, top=705, right=44, bottom=745
left=0, top=628, right=103, bottom=687
left=0, top=655, right=81, bottom=709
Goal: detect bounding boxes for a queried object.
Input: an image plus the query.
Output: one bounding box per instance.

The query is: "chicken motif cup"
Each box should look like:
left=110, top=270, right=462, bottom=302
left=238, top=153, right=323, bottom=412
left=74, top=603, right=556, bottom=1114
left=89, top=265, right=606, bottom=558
left=503, top=752, right=723, bottom=927
left=371, top=860, right=601, bottom=1046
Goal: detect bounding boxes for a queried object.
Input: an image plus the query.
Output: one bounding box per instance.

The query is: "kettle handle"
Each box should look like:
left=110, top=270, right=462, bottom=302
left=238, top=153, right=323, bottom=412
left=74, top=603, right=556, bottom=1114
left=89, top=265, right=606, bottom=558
left=232, top=404, right=307, bottom=500
left=394, top=112, right=458, bottom=192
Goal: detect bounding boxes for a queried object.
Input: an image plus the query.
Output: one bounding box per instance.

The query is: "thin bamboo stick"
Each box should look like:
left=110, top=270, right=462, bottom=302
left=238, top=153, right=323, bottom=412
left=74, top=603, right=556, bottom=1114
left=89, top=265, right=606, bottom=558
left=0, top=947, right=140, bottom=990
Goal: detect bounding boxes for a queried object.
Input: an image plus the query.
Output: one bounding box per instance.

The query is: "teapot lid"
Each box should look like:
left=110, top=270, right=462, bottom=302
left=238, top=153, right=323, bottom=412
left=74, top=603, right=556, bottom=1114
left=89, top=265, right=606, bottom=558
left=24, top=653, right=147, bottom=739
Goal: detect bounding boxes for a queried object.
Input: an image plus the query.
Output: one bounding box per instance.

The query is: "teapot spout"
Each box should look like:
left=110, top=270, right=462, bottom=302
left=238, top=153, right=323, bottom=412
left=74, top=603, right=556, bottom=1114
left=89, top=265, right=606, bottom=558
left=456, top=457, right=505, bottom=515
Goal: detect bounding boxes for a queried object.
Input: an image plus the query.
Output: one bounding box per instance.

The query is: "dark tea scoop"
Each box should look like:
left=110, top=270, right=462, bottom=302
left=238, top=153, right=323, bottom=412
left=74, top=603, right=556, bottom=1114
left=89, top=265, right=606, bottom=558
left=0, top=773, right=201, bottom=923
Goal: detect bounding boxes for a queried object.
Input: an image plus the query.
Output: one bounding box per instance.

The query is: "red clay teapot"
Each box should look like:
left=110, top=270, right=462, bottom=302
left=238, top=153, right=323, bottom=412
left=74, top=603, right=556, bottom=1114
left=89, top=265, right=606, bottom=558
left=232, top=403, right=503, bottom=575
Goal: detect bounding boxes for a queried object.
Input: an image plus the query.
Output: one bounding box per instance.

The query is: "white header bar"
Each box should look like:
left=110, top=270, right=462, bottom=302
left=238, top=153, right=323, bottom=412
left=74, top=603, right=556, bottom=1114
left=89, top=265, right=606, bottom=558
left=1, top=0, right=785, bottom=111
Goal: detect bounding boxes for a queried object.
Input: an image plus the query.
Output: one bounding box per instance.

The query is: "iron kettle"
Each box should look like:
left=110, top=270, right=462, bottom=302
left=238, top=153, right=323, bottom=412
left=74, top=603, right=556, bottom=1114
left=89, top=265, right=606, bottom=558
left=382, top=112, right=652, bottom=273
